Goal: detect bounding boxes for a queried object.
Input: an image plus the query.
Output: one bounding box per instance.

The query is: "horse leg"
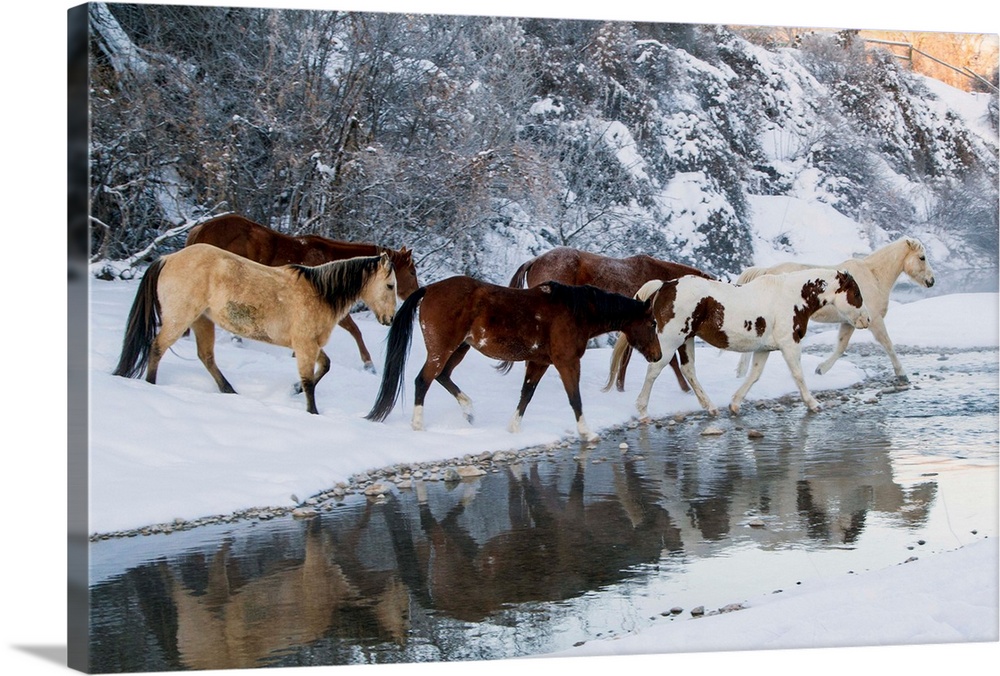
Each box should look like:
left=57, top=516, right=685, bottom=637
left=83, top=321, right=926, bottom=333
left=292, top=349, right=331, bottom=394
left=411, top=351, right=451, bottom=431
left=668, top=353, right=692, bottom=393
left=338, top=315, right=376, bottom=374
left=553, top=359, right=597, bottom=442
left=190, top=315, right=237, bottom=394
left=509, top=361, right=550, bottom=433
left=145, top=315, right=195, bottom=386
left=676, top=339, right=717, bottom=415
left=867, top=314, right=908, bottom=382
left=730, top=351, right=770, bottom=414
left=815, top=323, right=855, bottom=376
left=779, top=343, right=821, bottom=412
left=435, top=343, right=474, bottom=423
left=294, top=345, right=323, bottom=414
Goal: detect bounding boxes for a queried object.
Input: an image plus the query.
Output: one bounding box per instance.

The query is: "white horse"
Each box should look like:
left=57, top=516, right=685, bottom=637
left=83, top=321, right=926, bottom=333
left=606, top=269, right=871, bottom=418
left=735, top=237, right=934, bottom=383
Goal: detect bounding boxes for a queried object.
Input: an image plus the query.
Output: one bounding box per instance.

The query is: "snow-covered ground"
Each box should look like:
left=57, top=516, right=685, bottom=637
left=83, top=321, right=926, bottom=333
left=87, top=281, right=999, bottom=535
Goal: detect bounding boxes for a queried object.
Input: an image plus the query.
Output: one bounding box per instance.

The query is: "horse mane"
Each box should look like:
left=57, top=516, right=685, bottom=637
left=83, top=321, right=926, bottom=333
left=291, top=255, right=391, bottom=316
left=541, top=281, right=646, bottom=326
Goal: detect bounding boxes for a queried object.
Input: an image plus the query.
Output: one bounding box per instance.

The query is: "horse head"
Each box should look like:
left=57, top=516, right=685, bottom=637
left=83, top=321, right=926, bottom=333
left=389, top=245, right=420, bottom=300
left=621, top=296, right=663, bottom=364
left=832, top=270, right=871, bottom=329
left=364, top=254, right=399, bottom=326
left=902, top=238, right=935, bottom=288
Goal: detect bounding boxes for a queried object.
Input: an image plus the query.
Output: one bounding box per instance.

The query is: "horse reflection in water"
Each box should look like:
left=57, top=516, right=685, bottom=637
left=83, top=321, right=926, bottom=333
left=406, top=460, right=684, bottom=622
left=632, top=412, right=937, bottom=548
left=160, top=520, right=410, bottom=670
left=103, top=410, right=942, bottom=670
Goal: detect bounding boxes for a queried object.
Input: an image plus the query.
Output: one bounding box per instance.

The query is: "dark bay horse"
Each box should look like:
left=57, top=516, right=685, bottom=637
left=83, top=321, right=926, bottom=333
left=508, top=247, right=714, bottom=391
left=186, top=213, right=418, bottom=372
left=365, top=277, right=663, bottom=441
left=113, top=243, right=398, bottom=414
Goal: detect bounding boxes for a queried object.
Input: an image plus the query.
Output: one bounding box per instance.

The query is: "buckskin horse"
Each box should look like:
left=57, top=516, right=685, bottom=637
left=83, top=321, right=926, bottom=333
left=606, top=269, right=871, bottom=419
left=735, top=237, right=935, bottom=383
left=186, top=213, right=418, bottom=372
left=365, top=276, right=663, bottom=441
left=508, top=246, right=714, bottom=392
left=113, top=243, right=398, bottom=414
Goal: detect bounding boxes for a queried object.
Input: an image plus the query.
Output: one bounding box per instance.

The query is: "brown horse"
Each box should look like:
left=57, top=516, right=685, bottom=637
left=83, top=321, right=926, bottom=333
left=113, top=243, right=398, bottom=414
left=365, top=276, right=663, bottom=441
left=508, top=246, right=714, bottom=391
left=186, top=213, right=418, bottom=372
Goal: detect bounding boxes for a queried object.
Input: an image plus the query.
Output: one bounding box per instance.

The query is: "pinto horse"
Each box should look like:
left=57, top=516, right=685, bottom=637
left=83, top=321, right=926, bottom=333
left=113, top=243, right=398, bottom=414
left=186, top=213, right=418, bottom=372
left=365, top=277, right=663, bottom=441
left=606, top=269, right=871, bottom=418
left=509, top=246, right=713, bottom=392
left=735, top=237, right=935, bottom=383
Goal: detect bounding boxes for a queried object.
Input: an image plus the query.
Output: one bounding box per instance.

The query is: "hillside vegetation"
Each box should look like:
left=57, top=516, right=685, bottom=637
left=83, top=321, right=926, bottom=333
left=87, top=3, right=998, bottom=280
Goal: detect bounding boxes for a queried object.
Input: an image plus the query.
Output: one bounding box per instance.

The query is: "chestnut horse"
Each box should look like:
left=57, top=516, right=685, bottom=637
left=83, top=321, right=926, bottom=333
left=509, top=246, right=713, bottom=391
left=186, top=213, right=418, bottom=372
left=606, top=269, right=871, bottom=419
left=113, top=243, right=398, bottom=414
left=365, top=277, right=663, bottom=441
left=735, top=237, right=935, bottom=383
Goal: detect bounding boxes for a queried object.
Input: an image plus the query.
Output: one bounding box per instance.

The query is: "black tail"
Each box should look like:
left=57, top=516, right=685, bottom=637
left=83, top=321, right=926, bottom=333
left=365, top=286, right=427, bottom=422
left=112, top=259, right=165, bottom=378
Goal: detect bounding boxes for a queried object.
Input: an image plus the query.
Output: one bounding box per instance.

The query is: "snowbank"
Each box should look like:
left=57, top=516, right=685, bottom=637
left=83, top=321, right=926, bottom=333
left=87, top=281, right=997, bottom=534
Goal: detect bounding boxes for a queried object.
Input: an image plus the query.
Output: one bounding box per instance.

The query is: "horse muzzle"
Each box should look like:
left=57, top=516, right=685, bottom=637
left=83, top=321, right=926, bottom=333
left=853, top=310, right=872, bottom=329
left=378, top=313, right=394, bottom=326
left=925, top=276, right=935, bottom=288
left=642, top=346, right=664, bottom=363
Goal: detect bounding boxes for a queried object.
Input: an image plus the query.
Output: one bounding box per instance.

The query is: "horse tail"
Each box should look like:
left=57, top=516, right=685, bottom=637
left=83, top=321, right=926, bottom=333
left=494, top=360, right=515, bottom=375
left=508, top=259, right=533, bottom=288
left=736, top=353, right=751, bottom=378
left=366, top=286, right=427, bottom=422
left=603, top=331, right=634, bottom=393
left=605, top=280, right=666, bottom=392
left=112, top=259, right=165, bottom=378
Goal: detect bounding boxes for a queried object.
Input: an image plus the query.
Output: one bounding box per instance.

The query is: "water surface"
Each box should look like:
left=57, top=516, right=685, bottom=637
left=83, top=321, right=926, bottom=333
left=88, top=348, right=998, bottom=671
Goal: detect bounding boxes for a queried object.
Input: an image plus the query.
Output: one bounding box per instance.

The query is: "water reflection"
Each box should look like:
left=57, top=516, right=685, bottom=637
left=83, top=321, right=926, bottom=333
left=89, top=350, right=997, bottom=671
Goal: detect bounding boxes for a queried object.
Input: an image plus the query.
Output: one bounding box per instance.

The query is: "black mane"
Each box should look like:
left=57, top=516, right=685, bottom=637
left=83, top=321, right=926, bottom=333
left=291, top=255, right=391, bottom=316
left=540, top=280, right=646, bottom=327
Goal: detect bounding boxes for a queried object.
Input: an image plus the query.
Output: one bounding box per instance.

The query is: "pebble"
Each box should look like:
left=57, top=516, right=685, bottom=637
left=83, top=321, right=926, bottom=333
left=700, top=426, right=725, bottom=436
left=747, top=429, right=764, bottom=439
left=691, top=606, right=705, bottom=617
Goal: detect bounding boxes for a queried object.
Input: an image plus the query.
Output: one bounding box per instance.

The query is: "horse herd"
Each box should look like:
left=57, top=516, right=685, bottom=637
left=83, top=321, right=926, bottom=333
left=113, top=214, right=936, bottom=441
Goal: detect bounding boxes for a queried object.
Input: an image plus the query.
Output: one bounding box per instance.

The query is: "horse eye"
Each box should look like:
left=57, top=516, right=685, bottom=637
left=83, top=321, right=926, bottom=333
left=919, top=256, right=926, bottom=261
left=387, top=283, right=395, bottom=290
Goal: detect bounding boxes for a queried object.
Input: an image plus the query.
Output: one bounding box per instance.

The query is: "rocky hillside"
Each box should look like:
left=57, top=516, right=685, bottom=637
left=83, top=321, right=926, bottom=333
left=87, top=4, right=998, bottom=281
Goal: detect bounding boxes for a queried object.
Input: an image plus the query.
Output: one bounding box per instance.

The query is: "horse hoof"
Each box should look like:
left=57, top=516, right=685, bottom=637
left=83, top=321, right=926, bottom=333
left=364, top=362, right=377, bottom=375
left=896, top=374, right=910, bottom=384
left=729, top=404, right=741, bottom=415
left=292, top=382, right=303, bottom=395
